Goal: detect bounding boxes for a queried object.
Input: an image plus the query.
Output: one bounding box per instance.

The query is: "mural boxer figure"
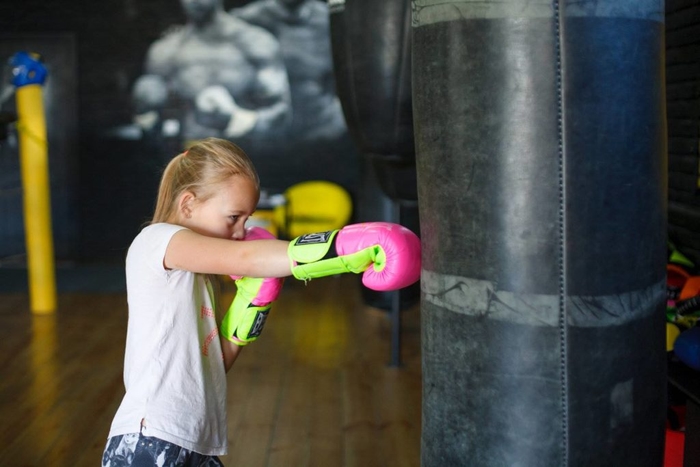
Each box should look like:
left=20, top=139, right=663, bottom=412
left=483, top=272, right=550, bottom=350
left=131, top=0, right=291, bottom=145
left=232, top=0, right=346, bottom=142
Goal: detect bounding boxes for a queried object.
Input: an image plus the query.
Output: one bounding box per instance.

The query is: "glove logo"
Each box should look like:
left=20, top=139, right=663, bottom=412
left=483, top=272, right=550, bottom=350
left=248, top=308, right=270, bottom=338
left=295, top=231, right=333, bottom=245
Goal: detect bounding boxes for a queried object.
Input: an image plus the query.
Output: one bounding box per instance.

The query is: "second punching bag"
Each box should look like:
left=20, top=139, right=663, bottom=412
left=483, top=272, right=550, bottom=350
left=329, top=0, right=420, bottom=312
left=328, top=0, right=415, bottom=201
left=413, top=2, right=667, bottom=466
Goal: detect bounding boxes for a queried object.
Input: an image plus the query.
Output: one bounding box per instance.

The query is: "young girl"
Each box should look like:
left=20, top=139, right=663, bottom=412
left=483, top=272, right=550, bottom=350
left=101, top=137, right=420, bottom=466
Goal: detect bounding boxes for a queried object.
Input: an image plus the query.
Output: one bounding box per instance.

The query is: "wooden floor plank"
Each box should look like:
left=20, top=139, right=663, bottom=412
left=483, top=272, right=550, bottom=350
left=342, top=361, right=384, bottom=467
left=0, top=273, right=422, bottom=467
left=266, top=362, right=312, bottom=467
left=224, top=344, right=289, bottom=467
left=1, top=294, right=129, bottom=465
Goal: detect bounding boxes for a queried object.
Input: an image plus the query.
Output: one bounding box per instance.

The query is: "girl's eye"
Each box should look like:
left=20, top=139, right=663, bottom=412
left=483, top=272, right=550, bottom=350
left=229, top=215, right=240, bottom=223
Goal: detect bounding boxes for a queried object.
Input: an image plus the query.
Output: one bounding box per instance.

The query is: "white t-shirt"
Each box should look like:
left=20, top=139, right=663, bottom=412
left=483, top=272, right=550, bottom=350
left=108, top=223, right=228, bottom=455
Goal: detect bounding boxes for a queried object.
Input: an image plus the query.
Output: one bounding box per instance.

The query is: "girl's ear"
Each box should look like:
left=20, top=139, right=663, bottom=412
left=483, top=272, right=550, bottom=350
left=178, top=191, right=196, bottom=219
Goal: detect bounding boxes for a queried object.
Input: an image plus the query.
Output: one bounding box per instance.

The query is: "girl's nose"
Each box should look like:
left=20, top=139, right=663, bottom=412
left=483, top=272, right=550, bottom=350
left=231, top=225, right=246, bottom=240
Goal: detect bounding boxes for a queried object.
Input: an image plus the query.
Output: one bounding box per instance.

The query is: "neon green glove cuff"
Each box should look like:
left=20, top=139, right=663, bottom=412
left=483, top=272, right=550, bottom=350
left=288, top=230, right=380, bottom=281
left=220, top=278, right=269, bottom=346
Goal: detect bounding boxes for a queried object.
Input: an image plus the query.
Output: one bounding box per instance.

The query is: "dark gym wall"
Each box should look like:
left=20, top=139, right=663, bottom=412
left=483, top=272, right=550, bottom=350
left=666, top=0, right=700, bottom=267
left=1, top=0, right=359, bottom=263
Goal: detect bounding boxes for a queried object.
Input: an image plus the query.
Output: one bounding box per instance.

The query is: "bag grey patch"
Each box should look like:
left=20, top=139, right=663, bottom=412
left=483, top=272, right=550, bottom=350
left=610, top=380, right=634, bottom=430
left=328, top=0, right=345, bottom=14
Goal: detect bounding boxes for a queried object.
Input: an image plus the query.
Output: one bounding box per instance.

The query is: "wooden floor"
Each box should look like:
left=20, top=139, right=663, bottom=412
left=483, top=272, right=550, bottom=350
left=0, top=274, right=422, bottom=467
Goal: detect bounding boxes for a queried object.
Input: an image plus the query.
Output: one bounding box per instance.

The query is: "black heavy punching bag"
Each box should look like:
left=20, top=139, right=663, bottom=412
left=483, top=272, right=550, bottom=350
left=413, top=2, right=667, bottom=466
left=329, top=0, right=419, bottom=314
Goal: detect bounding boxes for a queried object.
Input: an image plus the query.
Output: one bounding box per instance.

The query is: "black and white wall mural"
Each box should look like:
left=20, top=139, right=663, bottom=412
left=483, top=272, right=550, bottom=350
left=111, top=0, right=355, bottom=188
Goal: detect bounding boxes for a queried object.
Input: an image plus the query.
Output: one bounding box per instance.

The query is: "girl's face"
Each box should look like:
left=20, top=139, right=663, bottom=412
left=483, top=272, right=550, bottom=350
left=183, top=175, right=259, bottom=240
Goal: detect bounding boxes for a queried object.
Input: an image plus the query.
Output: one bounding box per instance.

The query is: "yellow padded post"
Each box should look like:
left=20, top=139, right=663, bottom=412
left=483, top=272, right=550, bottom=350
left=15, top=68, right=56, bottom=314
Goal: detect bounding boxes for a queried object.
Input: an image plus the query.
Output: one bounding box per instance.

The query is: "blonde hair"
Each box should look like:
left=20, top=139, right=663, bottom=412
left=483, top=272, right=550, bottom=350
left=151, top=137, right=260, bottom=224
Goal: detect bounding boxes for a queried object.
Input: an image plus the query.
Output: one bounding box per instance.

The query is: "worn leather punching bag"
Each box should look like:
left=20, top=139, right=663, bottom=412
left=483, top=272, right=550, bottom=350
left=412, top=2, right=667, bottom=466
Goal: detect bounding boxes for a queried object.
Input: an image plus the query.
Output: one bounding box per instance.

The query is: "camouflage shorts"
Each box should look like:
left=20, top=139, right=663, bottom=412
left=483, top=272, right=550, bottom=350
left=101, top=433, right=224, bottom=467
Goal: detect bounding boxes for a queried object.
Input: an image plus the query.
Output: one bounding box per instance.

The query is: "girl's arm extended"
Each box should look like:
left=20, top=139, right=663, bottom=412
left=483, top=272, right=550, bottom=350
left=164, top=229, right=292, bottom=278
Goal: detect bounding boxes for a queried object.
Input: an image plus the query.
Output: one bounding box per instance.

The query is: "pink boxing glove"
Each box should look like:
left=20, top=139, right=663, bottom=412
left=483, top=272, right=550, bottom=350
left=221, top=227, right=285, bottom=345
left=287, top=222, right=421, bottom=291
